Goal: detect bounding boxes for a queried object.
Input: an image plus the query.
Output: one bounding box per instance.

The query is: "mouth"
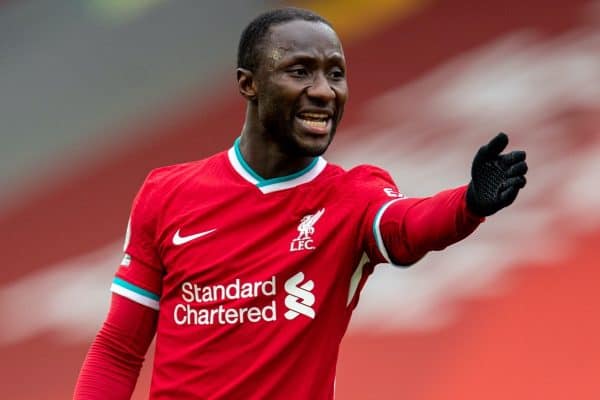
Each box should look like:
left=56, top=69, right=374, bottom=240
left=295, top=112, right=332, bottom=135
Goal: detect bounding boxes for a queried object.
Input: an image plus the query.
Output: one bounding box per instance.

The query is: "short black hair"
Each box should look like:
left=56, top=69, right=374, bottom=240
left=237, top=7, right=332, bottom=72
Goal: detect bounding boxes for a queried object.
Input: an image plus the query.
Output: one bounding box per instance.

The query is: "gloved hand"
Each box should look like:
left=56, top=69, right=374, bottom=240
left=466, top=133, right=528, bottom=216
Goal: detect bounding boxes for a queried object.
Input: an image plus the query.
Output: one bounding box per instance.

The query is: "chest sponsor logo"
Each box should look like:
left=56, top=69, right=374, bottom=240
left=290, top=208, right=325, bottom=252
left=284, top=272, right=315, bottom=320
left=172, top=228, right=217, bottom=246
left=173, top=271, right=316, bottom=326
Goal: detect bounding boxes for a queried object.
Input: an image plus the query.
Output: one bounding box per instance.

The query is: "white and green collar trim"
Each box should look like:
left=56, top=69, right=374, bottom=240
left=227, top=137, right=327, bottom=194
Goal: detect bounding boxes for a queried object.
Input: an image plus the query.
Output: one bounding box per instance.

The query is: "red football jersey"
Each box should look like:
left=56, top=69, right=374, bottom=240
left=111, top=138, right=470, bottom=399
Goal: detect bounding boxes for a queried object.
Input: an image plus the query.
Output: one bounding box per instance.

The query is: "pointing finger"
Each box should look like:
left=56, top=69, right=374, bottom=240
left=475, top=133, right=509, bottom=164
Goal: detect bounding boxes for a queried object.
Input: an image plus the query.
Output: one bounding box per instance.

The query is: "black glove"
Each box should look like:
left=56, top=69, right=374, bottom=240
left=466, top=133, right=528, bottom=216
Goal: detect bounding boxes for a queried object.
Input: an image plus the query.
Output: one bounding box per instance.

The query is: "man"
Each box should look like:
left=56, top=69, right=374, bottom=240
left=74, top=7, right=527, bottom=400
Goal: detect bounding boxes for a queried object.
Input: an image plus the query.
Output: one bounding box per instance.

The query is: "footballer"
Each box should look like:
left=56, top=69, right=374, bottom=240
left=74, top=7, right=527, bottom=399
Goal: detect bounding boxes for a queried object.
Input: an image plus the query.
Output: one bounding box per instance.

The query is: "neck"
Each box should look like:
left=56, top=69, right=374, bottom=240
left=238, top=107, right=315, bottom=180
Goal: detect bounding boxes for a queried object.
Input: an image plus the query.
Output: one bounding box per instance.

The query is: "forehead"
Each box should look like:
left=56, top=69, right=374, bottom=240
left=265, top=20, right=343, bottom=58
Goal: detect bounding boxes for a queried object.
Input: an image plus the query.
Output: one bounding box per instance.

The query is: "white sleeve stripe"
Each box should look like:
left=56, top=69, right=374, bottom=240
left=111, top=283, right=160, bottom=310
left=347, top=253, right=369, bottom=306
left=372, top=198, right=406, bottom=265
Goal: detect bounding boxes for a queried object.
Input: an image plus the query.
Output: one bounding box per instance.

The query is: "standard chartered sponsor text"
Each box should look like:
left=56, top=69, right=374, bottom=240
left=174, top=277, right=276, bottom=325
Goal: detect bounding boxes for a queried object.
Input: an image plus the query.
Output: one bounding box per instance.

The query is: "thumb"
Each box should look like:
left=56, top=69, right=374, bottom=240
left=474, top=132, right=509, bottom=166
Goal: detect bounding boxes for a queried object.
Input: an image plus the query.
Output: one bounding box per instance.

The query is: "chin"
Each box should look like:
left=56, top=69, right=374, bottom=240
left=292, top=134, right=333, bottom=157
left=298, top=146, right=327, bottom=157
left=293, top=127, right=337, bottom=156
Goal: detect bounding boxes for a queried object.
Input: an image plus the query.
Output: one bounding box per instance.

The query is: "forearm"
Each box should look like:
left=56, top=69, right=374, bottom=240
left=74, top=294, right=158, bottom=399
left=381, top=186, right=483, bottom=265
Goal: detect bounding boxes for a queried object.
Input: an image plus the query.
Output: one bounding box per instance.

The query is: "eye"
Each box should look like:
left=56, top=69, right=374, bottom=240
left=329, top=68, right=345, bottom=80
left=288, top=67, right=309, bottom=77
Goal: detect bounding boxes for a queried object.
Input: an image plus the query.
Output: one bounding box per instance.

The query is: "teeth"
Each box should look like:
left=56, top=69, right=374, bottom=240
left=299, top=112, right=329, bottom=121
left=300, top=118, right=327, bottom=128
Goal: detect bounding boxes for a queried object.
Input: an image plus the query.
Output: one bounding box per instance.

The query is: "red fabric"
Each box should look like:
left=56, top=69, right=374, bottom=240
left=380, top=186, right=484, bottom=265
left=102, top=150, right=406, bottom=399
left=73, top=294, right=158, bottom=400
left=77, top=150, right=482, bottom=399
left=113, top=255, right=163, bottom=310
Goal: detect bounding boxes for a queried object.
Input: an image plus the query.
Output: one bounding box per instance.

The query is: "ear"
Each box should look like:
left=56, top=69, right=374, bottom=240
left=237, top=68, right=257, bottom=101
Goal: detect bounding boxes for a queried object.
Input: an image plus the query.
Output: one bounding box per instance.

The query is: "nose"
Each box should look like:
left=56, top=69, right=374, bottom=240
left=306, top=72, right=336, bottom=103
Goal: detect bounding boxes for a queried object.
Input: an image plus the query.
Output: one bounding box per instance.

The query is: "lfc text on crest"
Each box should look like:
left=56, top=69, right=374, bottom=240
left=290, top=208, right=325, bottom=252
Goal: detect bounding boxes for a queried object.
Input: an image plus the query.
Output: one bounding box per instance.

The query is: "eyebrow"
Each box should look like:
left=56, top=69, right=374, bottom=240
left=282, top=52, right=345, bottom=65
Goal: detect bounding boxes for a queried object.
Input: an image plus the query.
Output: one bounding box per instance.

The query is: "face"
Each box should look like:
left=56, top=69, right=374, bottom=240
left=253, top=20, right=348, bottom=157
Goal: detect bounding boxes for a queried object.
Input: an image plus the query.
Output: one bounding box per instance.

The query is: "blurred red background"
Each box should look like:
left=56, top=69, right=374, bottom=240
left=1, top=0, right=599, bottom=398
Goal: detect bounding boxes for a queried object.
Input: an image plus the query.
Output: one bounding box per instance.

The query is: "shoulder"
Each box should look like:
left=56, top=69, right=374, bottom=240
left=320, top=162, right=391, bottom=178
left=317, top=162, right=401, bottom=200
left=143, top=151, right=226, bottom=189
left=347, top=164, right=401, bottom=199
left=135, top=151, right=227, bottom=206
left=346, top=164, right=396, bottom=183
left=327, top=163, right=397, bottom=189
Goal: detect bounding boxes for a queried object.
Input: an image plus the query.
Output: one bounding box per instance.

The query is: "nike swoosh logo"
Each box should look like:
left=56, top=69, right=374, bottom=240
left=172, top=228, right=217, bottom=246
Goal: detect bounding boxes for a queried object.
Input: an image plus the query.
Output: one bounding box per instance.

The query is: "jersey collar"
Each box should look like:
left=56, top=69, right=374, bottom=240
left=227, top=137, right=327, bottom=194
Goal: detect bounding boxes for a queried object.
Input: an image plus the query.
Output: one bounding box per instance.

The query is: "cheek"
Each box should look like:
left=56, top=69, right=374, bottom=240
left=335, top=83, right=349, bottom=104
left=257, top=85, right=278, bottom=113
left=260, top=96, right=283, bottom=119
left=263, top=87, right=297, bottom=114
left=335, top=89, right=348, bottom=120
left=257, top=75, right=307, bottom=118
left=257, top=90, right=292, bottom=126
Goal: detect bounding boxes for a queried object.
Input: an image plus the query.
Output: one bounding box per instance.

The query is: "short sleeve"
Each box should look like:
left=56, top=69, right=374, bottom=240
left=110, top=171, right=164, bottom=310
left=123, top=171, right=163, bottom=268
left=350, top=165, right=406, bottom=265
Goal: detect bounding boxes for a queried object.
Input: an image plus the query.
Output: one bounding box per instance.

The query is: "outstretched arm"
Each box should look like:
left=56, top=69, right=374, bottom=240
left=73, top=294, right=158, bottom=400
left=375, top=133, right=528, bottom=265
